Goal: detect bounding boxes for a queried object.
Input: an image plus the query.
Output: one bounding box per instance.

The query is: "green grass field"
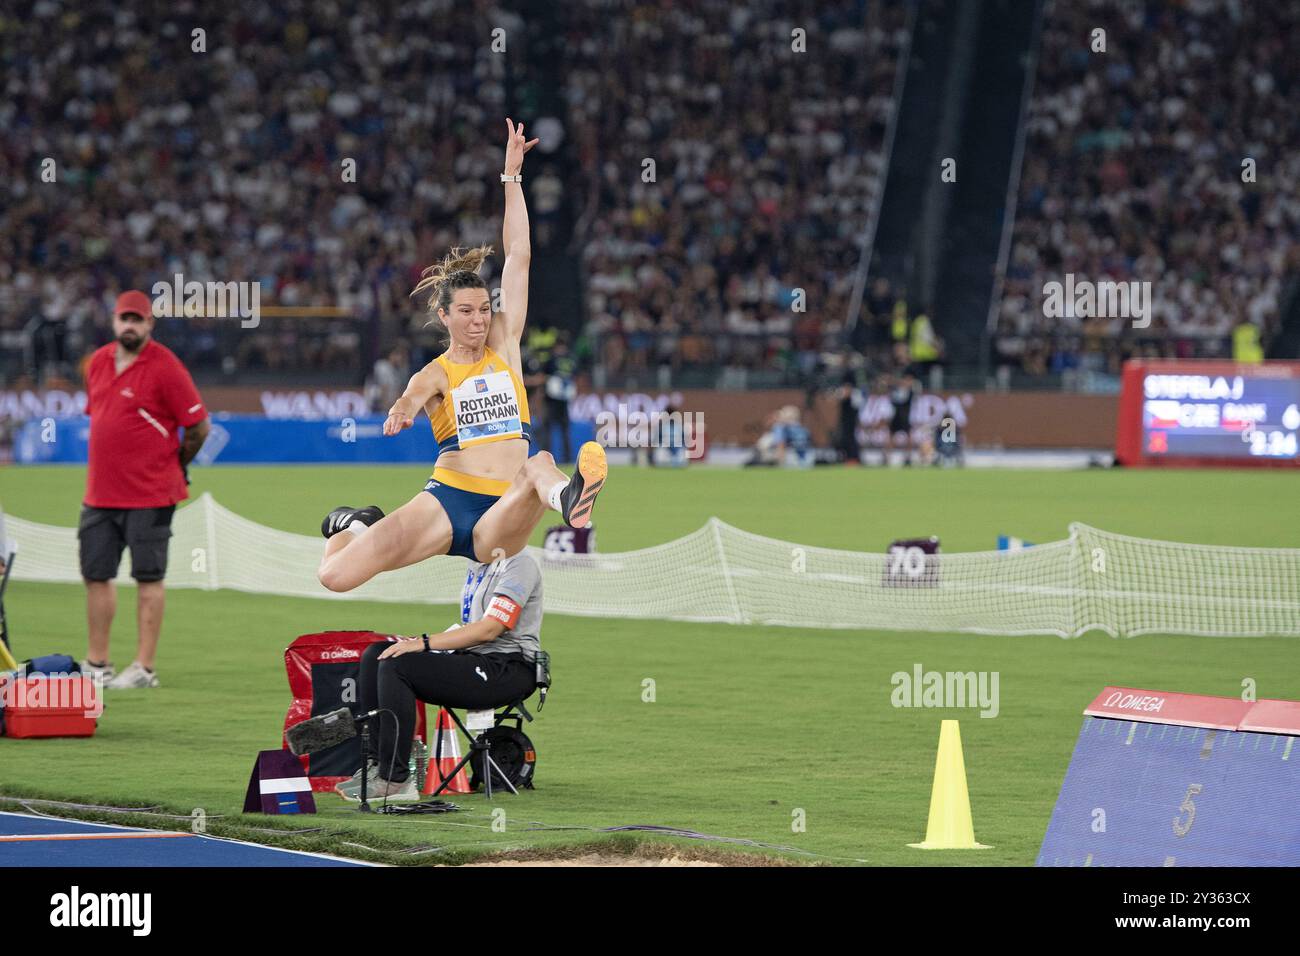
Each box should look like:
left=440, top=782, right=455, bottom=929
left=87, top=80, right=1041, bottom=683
left=0, top=464, right=1295, bottom=865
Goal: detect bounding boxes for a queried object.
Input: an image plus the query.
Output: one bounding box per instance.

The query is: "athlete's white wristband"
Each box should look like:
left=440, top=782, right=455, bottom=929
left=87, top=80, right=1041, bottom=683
left=500, top=173, right=522, bottom=183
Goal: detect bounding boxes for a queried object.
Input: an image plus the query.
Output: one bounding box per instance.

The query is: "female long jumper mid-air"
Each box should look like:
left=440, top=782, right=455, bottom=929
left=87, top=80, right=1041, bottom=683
left=317, top=119, right=607, bottom=591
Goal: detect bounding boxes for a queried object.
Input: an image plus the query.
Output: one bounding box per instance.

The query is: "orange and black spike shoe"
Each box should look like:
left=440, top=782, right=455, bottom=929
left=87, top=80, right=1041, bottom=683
left=559, top=441, right=607, bottom=530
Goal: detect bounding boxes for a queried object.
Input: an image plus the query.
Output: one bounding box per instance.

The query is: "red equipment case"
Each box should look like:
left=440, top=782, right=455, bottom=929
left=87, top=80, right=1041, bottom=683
left=1, top=675, right=100, bottom=738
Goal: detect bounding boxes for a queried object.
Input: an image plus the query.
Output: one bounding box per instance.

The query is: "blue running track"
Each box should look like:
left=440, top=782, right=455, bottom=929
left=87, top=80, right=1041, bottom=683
left=0, top=811, right=372, bottom=867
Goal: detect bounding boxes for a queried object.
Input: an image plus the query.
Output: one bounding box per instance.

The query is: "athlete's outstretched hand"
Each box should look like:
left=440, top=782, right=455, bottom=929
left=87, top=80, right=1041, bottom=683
left=383, top=403, right=415, bottom=436
left=503, top=117, right=539, bottom=176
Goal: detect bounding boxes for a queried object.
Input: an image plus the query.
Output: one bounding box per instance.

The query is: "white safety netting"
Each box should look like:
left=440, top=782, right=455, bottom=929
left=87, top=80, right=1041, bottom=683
left=5, top=493, right=1298, bottom=638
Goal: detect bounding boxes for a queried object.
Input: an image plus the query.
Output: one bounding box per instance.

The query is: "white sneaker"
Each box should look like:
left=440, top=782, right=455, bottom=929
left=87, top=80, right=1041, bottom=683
left=107, top=661, right=159, bottom=689
left=80, top=660, right=116, bottom=682
left=333, top=762, right=379, bottom=798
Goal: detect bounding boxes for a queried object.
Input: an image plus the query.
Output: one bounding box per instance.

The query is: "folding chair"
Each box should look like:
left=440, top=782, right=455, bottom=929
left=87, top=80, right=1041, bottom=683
left=428, top=651, right=549, bottom=800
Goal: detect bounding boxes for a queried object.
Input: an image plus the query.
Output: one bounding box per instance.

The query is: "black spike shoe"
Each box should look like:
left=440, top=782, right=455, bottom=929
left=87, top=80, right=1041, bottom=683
left=321, top=505, right=385, bottom=538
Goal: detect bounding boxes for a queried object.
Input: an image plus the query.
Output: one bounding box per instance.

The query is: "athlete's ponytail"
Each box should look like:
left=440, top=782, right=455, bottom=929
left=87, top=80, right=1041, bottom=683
left=411, top=244, right=495, bottom=328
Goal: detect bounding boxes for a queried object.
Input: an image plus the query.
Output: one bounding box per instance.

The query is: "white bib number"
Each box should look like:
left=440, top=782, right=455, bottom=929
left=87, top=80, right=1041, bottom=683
left=451, top=370, right=523, bottom=448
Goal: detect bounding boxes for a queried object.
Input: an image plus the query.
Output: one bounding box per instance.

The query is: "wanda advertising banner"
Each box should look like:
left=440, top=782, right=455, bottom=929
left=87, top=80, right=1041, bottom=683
left=3, top=385, right=1123, bottom=459
left=0, top=387, right=370, bottom=421
left=571, top=388, right=1118, bottom=450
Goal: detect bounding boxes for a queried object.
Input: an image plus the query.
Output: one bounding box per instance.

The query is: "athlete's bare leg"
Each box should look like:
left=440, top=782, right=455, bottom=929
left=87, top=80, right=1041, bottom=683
left=472, top=442, right=608, bottom=562
left=471, top=450, right=567, bottom=562
left=317, top=492, right=454, bottom=592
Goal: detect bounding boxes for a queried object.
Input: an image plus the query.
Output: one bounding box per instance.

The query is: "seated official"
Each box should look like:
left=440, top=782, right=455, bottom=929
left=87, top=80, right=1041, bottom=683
left=337, top=551, right=544, bottom=801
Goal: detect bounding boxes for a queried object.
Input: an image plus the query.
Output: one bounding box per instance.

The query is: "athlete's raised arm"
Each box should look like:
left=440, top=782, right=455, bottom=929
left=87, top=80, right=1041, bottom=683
left=494, top=117, right=538, bottom=349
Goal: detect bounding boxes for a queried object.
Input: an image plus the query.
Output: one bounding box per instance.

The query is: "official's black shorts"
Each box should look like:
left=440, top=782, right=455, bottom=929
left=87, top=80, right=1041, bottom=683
left=78, top=505, right=176, bottom=583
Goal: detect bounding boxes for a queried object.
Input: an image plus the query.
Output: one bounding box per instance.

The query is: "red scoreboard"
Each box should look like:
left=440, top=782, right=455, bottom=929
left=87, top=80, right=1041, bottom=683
left=1116, top=359, right=1300, bottom=468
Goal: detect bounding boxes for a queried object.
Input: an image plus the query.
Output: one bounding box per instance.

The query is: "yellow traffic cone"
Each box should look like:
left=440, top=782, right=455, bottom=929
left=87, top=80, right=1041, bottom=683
left=908, top=720, right=991, bottom=849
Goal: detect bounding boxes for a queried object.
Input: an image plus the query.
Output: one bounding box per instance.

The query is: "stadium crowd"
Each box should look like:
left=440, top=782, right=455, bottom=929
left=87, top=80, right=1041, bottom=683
left=994, top=0, right=1300, bottom=376
left=0, top=0, right=523, bottom=385
left=0, top=0, right=907, bottom=395
left=4, top=0, right=1293, bottom=398
left=557, top=0, right=907, bottom=385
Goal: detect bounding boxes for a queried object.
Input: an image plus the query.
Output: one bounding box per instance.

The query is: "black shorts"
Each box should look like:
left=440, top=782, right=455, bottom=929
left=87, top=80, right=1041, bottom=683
left=78, top=505, right=176, bottom=583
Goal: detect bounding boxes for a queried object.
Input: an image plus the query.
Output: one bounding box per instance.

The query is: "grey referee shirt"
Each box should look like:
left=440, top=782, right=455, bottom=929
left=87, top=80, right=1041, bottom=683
left=461, top=553, right=543, bottom=660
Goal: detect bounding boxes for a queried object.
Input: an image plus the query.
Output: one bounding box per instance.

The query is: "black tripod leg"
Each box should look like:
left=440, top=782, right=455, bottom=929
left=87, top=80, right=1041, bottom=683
left=428, top=714, right=475, bottom=797
left=485, top=749, right=518, bottom=797
left=358, top=724, right=372, bottom=813
left=428, top=749, right=474, bottom=798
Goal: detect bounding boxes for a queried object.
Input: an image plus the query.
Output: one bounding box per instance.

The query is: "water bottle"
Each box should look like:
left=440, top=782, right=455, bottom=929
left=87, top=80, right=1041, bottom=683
left=411, top=737, right=427, bottom=791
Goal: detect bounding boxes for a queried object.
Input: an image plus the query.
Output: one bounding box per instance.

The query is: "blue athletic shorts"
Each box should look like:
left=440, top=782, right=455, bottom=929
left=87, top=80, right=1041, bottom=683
left=423, top=470, right=504, bottom=560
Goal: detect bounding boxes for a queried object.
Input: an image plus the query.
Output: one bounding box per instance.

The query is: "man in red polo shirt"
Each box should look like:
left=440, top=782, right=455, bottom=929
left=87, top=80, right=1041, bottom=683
left=79, top=290, right=210, bottom=690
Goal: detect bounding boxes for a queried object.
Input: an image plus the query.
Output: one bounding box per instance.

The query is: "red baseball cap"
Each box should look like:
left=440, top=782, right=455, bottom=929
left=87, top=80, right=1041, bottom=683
left=113, top=290, right=153, bottom=318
